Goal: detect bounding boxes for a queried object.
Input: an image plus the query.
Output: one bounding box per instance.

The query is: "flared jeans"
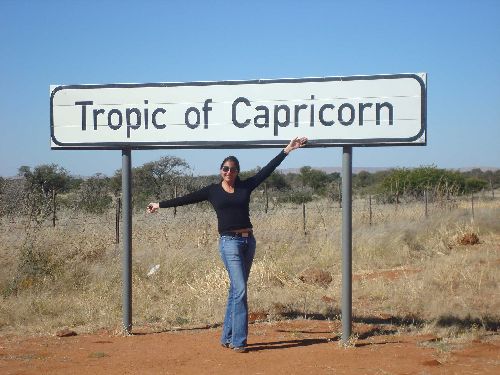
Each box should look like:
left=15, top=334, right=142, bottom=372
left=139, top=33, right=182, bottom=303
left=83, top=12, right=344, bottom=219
left=218, top=234, right=256, bottom=348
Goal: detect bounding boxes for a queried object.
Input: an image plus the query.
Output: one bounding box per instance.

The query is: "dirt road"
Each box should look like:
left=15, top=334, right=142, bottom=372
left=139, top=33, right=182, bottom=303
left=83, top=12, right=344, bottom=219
left=1, top=320, right=498, bottom=375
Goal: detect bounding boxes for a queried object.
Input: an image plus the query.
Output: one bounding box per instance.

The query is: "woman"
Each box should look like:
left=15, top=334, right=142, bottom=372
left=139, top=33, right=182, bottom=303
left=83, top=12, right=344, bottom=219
left=147, top=136, right=308, bottom=353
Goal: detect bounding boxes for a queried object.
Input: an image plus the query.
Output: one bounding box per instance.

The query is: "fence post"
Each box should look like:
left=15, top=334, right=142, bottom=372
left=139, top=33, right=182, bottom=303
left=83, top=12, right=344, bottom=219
left=471, top=193, right=475, bottom=221
left=115, top=197, right=121, bottom=244
left=302, top=202, right=306, bottom=235
left=173, top=185, right=178, bottom=217
left=369, top=194, right=372, bottom=226
left=52, top=190, right=57, bottom=227
left=264, top=182, right=269, bottom=213
left=424, top=190, right=428, bottom=218
left=338, top=182, right=342, bottom=208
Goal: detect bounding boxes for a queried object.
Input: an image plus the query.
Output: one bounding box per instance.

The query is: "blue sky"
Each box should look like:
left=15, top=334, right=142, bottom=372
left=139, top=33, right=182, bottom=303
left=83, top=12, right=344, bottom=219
left=1, top=0, right=499, bottom=177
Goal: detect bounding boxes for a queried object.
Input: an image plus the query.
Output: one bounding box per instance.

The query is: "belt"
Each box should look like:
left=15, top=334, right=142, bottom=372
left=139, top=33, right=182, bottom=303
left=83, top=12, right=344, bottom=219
left=220, top=231, right=253, bottom=238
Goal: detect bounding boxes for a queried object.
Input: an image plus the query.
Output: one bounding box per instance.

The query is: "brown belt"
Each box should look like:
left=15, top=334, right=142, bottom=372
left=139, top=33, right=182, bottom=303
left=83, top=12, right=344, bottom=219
left=220, top=231, right=253, bottom=238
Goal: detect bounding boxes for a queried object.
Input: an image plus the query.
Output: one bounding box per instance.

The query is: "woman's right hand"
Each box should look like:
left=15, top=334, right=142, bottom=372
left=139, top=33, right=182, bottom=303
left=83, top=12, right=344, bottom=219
left=147, top=202, right=159, bottom=213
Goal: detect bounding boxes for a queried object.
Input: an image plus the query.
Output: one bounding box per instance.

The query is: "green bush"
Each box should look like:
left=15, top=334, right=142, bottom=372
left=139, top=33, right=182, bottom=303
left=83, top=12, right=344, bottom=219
left=75, top=174, right=113, bottom=214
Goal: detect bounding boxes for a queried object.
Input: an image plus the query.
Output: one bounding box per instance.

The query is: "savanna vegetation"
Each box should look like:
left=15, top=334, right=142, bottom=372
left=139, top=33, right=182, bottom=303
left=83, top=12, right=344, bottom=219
left=0, top=157, right=498, bottom=346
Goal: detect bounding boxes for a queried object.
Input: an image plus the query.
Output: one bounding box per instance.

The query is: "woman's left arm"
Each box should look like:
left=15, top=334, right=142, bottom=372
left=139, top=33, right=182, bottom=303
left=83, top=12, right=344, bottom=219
left=247, top=137, right=308, bottom=188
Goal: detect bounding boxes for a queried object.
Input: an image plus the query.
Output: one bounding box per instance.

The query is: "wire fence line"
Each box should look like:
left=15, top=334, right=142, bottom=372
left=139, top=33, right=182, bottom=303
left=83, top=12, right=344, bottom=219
left=4, top=190, right=494, bottom=244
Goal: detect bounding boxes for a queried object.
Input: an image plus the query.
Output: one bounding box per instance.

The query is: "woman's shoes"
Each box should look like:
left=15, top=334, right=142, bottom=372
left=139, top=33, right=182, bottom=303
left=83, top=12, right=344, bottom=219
left=232, top=346, right=247, bottom=353
left=221, top=343, right=247, bottom=353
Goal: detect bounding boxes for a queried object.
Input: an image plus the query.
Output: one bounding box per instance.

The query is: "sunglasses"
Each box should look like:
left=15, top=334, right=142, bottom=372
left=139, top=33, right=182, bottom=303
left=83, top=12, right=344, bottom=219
left=221, top=166, right=238, bottom=173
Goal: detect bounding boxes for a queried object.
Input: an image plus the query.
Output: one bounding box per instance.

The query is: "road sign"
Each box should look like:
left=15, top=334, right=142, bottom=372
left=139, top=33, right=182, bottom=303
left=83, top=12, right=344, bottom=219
left=50, top=73, right=426, bottom=149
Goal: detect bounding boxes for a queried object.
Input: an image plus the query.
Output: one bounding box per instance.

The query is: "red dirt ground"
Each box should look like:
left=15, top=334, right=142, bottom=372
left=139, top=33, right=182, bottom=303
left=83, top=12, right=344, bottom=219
left=1, top=320, right=498, bottom=375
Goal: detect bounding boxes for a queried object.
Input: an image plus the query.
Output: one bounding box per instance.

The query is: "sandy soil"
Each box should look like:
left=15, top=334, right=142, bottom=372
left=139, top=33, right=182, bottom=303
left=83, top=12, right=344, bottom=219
left=1, top=320, right=498, bottom=375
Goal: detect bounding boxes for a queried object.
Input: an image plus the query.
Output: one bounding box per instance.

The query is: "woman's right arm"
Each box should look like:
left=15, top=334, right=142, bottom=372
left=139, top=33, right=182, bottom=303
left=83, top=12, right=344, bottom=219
left=147, top=185, right=211, bottom=213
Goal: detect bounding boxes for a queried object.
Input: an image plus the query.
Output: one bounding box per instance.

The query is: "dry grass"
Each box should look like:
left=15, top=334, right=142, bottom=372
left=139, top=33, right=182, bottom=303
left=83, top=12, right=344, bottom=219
left=0, top=196, right=498, bottom=342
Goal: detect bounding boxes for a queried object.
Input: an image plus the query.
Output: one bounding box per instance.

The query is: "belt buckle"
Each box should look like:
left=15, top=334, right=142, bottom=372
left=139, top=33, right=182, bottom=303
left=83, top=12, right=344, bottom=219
left=241, top=232, right=249, bottom=238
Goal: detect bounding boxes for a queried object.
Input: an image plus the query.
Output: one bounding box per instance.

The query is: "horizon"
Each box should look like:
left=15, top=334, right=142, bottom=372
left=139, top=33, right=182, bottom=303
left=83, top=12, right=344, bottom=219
left=3, top=162, right=498, bottom=180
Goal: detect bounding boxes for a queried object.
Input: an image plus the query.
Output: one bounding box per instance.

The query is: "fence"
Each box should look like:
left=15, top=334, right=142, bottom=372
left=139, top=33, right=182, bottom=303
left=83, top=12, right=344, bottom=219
left=2, top=189, right=497, bottom=240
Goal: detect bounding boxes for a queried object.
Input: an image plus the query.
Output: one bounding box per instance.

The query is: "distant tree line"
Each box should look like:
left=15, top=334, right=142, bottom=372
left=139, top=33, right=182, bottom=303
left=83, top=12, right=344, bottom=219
left=0, top=157, right=498, bottom=225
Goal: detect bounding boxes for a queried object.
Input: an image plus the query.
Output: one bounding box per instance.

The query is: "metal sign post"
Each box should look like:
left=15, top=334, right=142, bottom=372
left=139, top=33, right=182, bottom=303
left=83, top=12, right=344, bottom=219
left=122, top=148, right=132, bottom=334
left=341, top=146, right=353, bottom=342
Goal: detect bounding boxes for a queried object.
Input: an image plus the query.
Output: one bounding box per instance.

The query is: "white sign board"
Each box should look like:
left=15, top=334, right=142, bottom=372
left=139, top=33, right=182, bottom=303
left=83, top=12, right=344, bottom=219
left=50, top=74, right=426, bottom=149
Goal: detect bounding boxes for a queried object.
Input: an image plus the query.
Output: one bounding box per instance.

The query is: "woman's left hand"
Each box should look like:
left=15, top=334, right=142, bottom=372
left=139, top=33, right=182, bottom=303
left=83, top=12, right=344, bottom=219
left=284, top=137, right=308, bottom=154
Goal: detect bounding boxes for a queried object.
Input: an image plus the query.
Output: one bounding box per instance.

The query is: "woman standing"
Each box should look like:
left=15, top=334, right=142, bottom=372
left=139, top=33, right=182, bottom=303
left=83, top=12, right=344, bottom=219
left=147, top=136, right=307, bottom=352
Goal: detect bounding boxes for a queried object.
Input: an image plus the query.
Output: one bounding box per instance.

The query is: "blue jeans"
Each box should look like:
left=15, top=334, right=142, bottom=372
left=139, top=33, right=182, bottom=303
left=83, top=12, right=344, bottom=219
left=218, top=234, right=256, bottom=348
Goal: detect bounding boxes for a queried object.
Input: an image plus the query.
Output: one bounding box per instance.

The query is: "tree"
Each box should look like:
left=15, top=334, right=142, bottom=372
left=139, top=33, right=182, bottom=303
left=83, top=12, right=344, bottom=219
left=76, top=173, right=113, bottom=214
left=134, top=156, right=191, bottom=200
left=240, top=168, right=290, bottom=191
left=0, top=177, right=25, bottom=218
left=264, top=171, right=290, bottom=191
left=377, top=166, right=484, bottom=200
left=19, top=164, right=70, bottom=197
left=18, top=164, right=70, bottom=225
left=353, top=170, right=376, bottom=194
left=299, top=166, right=331, bottom=194
left=462, top=169, right=500, bottom=190
left=111, top=156, right=191, bottom=209
left=464, top=177, right=488, bottom=193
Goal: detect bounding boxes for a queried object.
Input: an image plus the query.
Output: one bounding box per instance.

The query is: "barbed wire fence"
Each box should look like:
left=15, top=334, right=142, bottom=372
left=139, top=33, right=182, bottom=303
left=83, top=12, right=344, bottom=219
left=1, top=186, right=498, bottom=239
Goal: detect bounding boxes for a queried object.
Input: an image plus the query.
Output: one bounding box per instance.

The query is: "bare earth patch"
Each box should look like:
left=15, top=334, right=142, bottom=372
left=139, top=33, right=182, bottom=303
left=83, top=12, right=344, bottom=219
left=1, top=320, right=498, bottom=375
left=353, top=267, right=421, bottom=281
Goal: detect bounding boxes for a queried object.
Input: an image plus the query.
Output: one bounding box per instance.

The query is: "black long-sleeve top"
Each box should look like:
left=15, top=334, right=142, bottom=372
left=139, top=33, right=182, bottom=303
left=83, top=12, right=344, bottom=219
left=159, top=150, right=288, bottom=233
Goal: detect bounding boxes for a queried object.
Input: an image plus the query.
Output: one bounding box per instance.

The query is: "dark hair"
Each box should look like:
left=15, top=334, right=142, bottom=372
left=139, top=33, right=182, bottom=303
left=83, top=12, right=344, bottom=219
left=220, top=156, right=240, bottom=172
left=220, top=156, right=241, bottom=182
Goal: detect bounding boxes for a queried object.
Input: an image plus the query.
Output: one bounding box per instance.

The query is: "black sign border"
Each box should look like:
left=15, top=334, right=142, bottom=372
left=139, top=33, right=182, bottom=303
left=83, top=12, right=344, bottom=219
left=50, top=73, right=427, bottom=150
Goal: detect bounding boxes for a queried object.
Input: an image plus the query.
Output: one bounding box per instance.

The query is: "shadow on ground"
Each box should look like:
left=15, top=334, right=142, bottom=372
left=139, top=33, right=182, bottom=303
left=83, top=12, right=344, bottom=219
left=131, top=311, right=499, bottom=340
